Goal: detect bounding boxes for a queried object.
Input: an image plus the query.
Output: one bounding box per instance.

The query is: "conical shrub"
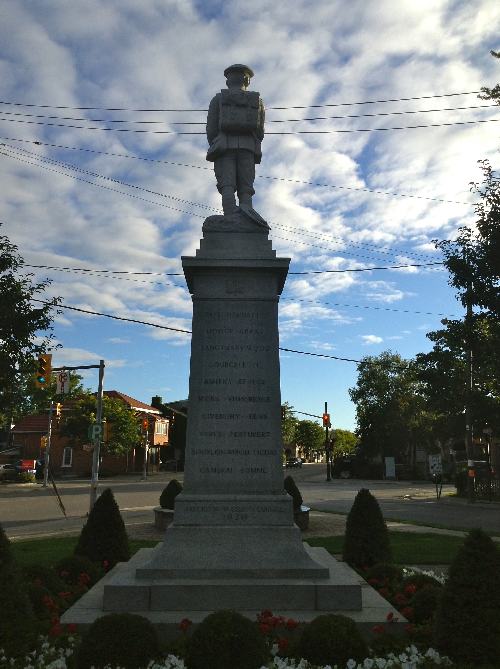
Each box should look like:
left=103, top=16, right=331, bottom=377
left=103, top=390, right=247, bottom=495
left=284, top=475, right=303, bottom=512
left=74, top=488, right=130, bottom=569
left=0, top=523, right=37, bottom=656
left=434, top=528, right=500, bottom=664
left=0, top=522, right=13, bottom=569
left=342, top=488, right=391, bottom=568
left=159, top=478, right=183, bottom=509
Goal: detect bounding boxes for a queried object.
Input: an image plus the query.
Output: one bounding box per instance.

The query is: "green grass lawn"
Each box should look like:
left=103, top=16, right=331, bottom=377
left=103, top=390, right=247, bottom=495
left=11, top=536, right=158, bottom=568
left=306, top=530, right=466, bottom=564
left=10, top=530, right=466, bottom=567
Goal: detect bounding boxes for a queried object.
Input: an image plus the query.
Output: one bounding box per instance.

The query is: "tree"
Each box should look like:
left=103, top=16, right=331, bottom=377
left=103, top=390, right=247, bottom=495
left=349, top=351, right=430, bottom=463
left=331, top=428, right=358, bottom=457
left=61, top=394, right=140, bottom=456
left=479, top=50, right=500, bottom=104
left=281, top=401, right=298, bottom=452
left=295, top=419, right=325, bottom=459
left=0, top=230, right=60, bottom=433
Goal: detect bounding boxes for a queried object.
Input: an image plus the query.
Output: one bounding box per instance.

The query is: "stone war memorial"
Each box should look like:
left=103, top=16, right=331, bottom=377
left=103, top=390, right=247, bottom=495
left=63, top=64, right=399, bottom=633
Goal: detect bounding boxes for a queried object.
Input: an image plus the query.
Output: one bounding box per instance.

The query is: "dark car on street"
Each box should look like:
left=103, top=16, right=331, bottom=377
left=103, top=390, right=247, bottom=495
left=285, top=457, right=302, bottom=468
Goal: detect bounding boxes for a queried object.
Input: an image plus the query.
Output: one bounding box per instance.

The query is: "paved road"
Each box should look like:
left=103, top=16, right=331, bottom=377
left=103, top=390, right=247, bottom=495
left=1, top=464, right=499, bottom=539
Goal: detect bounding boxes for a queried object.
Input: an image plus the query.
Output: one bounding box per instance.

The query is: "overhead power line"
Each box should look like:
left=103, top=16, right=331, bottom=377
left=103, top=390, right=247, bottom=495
left=0, top=145, right=449, bottom=265
left=1, top=103, right=495, bottom=125
left=288, top=262, right=444, bottom=274
left=0, top=90, right=482, bottom=112
left=1, top=115, right=497, bottom=134
left=0, top=136, right=472, bottom=206
left=31, top=298, right=368, bottom=364
left=24, top=261, right=453, bottom=317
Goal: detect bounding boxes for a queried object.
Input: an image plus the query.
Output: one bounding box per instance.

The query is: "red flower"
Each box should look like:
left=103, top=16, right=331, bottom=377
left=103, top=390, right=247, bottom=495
left=58, top=591, right=72, bottom=599
left=368, top=578, right=379, bottom=586
left=286, top=618, right=299, bottom=630
left=401, top=606, right=414, bottom=620
left=394, top=592, right=408, bottom=606
left=103, top=560, right=110, bottom=571
left=404, top=623, right=415, bottom=634
left=78, top=572, right=91, bottom=585
left=259, top=622, right=272, bottom=635
left=404, top=583, right=417, bottom=596
left=277, top=637, right=289, bottom=652
left=372, top=625, right=385, bottom=634
left=178, top=618, right=192, bottom=633
left=259, top=609, right=273, bottom=619
left=386, top=611, right=394, bottom=622
left=378, top=587, right=390, bottom=598
left=66, top=623, right=77, bottom=634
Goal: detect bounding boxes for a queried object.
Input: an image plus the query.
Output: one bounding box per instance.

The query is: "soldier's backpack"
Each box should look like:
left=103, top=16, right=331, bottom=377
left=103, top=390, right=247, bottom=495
left=219, top=89, right=261, bottom=134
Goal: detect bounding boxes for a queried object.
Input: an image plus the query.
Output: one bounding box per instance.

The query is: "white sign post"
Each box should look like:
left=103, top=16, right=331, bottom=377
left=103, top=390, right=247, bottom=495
left=56, top=370, right=70, bottom=394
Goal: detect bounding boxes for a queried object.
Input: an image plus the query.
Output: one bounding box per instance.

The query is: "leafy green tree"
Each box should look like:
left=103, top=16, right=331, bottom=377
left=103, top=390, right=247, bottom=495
left=61, top=394, right=140, bottom=456
left=349, top=351, right=430, bottom=462
left=479, top=49, right=500, bottom=104
left=295, top=419, right=325, bottom=459
left=281, top=401, right=298, bottom=450
left=0, top=230, right=60, bottom=432
left=331, top=428, right=358, bottom=457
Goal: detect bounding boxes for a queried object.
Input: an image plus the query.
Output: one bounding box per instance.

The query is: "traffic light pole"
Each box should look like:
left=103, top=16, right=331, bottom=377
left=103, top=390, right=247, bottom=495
left=42, top=402, right=54, bottom=488
left=89, top=360, right=105, bottom=512
left=325, top=401, right=331, bottom=482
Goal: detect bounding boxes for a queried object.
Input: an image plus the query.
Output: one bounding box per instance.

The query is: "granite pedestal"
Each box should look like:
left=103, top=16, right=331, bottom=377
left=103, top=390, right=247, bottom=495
left=62, top=213, right=402, bottom=630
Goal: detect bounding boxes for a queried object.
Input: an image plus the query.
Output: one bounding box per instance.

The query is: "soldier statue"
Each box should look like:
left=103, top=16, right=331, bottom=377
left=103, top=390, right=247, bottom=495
left=206, top=64, right=265, bottom=219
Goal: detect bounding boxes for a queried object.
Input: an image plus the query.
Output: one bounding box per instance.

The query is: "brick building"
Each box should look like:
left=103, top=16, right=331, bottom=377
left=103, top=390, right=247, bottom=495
left=12, top=391, right=170, bottom=477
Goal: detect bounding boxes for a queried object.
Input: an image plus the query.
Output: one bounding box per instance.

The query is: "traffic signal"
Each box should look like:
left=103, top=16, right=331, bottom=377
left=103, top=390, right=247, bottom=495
left=55, top=403, right=62, bottom=421
left=322, top=412, right=331, bottom=427
left=40, top=436, right=48, bottom=449
left=35, top=354, right=52, bottom=388
left=141, top=418, right=149, bottom=433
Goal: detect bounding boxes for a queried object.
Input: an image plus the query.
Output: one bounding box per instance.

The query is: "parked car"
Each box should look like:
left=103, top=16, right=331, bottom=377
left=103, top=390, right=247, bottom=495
left=285, top=457, right=302, bottom=468
left=15, top=459, right=36, bottom=474
left=0, top=463, right=17, bottom=478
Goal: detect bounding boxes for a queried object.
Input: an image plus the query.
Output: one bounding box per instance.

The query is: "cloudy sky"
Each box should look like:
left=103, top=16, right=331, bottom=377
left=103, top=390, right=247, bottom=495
left=1, top=0, right=499, bottom=429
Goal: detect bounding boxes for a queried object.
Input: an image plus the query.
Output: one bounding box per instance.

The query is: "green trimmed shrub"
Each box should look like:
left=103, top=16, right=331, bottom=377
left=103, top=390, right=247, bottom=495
left=186, top=610, right=269, bottom=669
left=401, top=572, right=443, bottom=591
left=74, top=488, right=130, bottom=569
left=0, top=563, right=37, bottom=656
left=56, top=554, right=103, bottom=587
left=76, top=613, right=160, bottom=669
left=17, top=471, right=35, bottom=483
left=0, top=522, right=13, bottom=569
left=159, top=478, right=183, bottom=509
left=412, top=584, right=442, bottom=624
left=298, top=614, right=368, bottom=667
left=434, top=528, right=500, bottom=664
left=342, top=488, right=391, bottom=568
left=284, top=475, right=303, bottom=512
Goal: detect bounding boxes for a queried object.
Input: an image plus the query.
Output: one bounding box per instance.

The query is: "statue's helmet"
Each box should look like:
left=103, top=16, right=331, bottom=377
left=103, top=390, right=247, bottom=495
left=224, top=64, right=254, bottom=79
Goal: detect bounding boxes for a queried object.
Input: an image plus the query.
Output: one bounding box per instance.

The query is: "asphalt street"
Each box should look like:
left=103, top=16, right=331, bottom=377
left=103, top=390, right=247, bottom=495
left=1, top=463, right=499, bottom=539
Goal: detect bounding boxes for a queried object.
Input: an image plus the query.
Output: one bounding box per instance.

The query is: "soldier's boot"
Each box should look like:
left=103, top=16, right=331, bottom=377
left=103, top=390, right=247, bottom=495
left=221, top=187, right=237, bottom=216
left=238, top=191, right=253, bottom=209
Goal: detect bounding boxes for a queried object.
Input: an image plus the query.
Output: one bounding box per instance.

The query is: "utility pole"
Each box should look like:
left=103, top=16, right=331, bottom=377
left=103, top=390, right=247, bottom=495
left=323, top=402, right=331, bottom=481
left=465, top=282, right=475, bottom=503
left=89, top=360, right=105, bottom=511
left=142, top=421, right=149, bottom=481
left=42, top=402, right=54, bottom=488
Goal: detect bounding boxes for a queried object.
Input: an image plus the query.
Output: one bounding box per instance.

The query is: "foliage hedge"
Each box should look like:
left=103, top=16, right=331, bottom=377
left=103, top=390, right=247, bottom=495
left=76, top=613, right=160, bottom=669
left=186, top=610, right=269, bottom=669
left=434, top=528, right=500, bottom=664
left=74, top=488, right=130, bottom=568
left=342, top=488, right=392, bottom=568
left=298, top=614, right=368, bottom=667
left=56, top=554, right=103, bottom=586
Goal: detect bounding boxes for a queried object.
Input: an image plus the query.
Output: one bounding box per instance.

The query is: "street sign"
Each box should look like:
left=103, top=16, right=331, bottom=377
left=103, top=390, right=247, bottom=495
left=87, top=424, right=102, bottom=440
left=428, top=454, right=443, bottom=475
left=56, top=371, right=70, bottom=394
left=82, top=443, right=94, bottom=452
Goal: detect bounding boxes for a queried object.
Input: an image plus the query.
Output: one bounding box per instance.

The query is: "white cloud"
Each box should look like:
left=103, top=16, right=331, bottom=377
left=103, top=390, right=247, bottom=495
left=360, top=334, right=384, bottom=345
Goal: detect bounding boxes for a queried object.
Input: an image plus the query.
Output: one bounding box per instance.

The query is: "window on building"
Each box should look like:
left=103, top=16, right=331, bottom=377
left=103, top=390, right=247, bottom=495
left=62, top=447, right=73, bottom=468
left=155, top=421, right=167, bottom=435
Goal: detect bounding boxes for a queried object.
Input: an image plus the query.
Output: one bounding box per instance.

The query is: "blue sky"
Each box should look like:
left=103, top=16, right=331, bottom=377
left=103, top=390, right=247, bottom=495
left=0, top=0, right=499, bottom=430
